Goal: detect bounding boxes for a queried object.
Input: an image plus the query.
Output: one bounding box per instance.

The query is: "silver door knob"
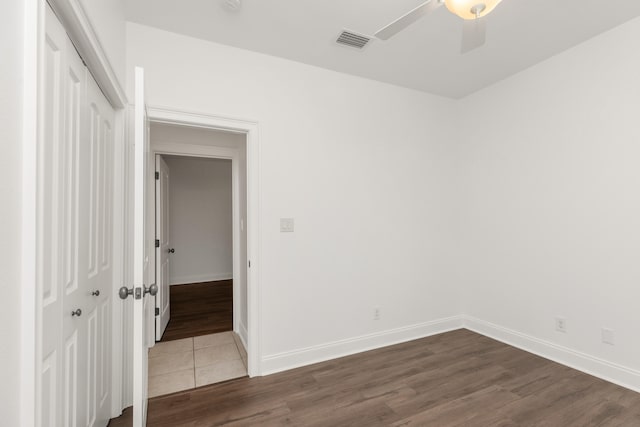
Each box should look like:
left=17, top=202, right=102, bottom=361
left=168, top=248, right=175, bottom=254
left=119, top=286, right=133, bottom=300
left=71, top=309, right=82, bottom=317
left=144, top=284, right=158, bottom=296
left=91, top=290, right=100, bottom=297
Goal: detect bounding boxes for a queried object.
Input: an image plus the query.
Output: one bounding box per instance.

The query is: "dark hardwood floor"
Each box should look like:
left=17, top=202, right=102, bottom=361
left=160, top=280, right=233, bottom=342
left=109, top=329, right=640, bottom=426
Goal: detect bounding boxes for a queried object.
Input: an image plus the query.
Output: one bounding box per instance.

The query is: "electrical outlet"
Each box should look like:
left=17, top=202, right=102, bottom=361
left=602, top=328, right=615, bottom=345
left=555, top=317, right=567, bottom=333
left=280, top=218, right=294, bottom=232
left=373, top=307, right=381, bottom=321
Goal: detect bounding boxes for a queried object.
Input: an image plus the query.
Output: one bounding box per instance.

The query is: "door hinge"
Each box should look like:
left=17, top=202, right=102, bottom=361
left=248, top=260, right=251, bottom=268
left=155, top=171, right=159, bottom=180
left=155, top=239, right=160, bottom=248
left=155, top=307, right=159, bottom=316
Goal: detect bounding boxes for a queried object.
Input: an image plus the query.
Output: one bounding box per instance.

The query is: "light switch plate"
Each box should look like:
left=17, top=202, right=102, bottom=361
left=280, top=218, right=294, bottom=232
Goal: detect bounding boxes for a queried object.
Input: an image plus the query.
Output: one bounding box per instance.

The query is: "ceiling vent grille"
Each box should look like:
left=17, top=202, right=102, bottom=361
left=336, top=30, right=371, bottom=49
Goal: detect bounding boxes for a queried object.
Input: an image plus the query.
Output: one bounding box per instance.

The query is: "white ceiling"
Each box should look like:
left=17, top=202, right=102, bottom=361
left=126, top=0, right=640, bottom=99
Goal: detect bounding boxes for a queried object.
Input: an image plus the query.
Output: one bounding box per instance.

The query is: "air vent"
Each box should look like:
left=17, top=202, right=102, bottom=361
left=336, top=30, right=371, bottom=49
left=222, top=0, right=242, bottom=12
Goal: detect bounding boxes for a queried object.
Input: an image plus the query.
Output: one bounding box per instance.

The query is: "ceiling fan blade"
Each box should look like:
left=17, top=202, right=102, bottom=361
left=375, top=0, right=442, bottom=41
left=461, top=17, right=486, bottom=53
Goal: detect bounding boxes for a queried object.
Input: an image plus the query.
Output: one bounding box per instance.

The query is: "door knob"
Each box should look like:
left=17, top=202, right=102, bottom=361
left=144, top=284, right=158, bottom=296
left=168, top=248, right=175, bottom=254
left=91, top=290, right=100, bottom=297
left=119, top=286, right=133, bottom=300
left=71, top=309, right=82, bottom=317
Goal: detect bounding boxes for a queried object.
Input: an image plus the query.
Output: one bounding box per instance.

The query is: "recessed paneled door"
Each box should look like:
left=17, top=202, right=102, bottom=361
left=38, top=6, right=114, bottom=427
left=85, top=72, right=115, bottom=427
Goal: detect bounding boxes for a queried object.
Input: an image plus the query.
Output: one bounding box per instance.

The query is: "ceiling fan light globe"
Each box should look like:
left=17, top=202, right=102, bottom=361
left=444, top=0, right=502, bottom=20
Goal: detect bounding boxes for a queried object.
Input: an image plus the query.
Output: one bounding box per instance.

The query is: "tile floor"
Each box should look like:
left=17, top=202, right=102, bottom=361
left=148, top=331, right=248, bottom=398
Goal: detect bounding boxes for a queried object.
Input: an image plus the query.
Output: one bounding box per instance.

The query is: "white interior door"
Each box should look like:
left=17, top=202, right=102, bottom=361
left=155, top=155, right=171, bottom=340
left=85, top=72, right=115, bottom=427
left=39, top=6, right=113, bottom=427
left=132, top=66, right=153, bottom=427
left=40, top=10, right=87, bottom=425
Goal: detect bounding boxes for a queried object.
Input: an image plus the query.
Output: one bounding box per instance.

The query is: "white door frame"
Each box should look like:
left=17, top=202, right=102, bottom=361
left=21, top=2, right=41, bottom=426
left=154, top=155, right=171, bottom=341
left=148, top=107, right=261, bottom=377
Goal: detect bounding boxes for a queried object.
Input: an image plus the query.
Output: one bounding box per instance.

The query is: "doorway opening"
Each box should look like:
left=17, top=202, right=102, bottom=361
left=148, top=123, right=249, bottom=397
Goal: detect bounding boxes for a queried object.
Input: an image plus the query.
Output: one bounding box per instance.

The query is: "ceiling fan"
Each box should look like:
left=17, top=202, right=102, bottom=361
left=375, top=0, right=503, bottom=53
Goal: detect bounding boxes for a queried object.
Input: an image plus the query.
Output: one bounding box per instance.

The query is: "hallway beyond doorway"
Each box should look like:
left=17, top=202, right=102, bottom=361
left=161, top=281, right=233, bottom=342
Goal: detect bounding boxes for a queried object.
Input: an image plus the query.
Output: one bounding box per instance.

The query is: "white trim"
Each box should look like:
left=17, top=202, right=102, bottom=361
left=47, top=0, right=127, bottom=108
left=109, top=110, right=126, bottom=417
left=237, top=321, right=249, bottom=351
left=463, top=316, right=640, bottom=393
left=230, top=149, right=241, bottom=334
left=261, top=316, right=464, bottom=375
left=152, top=141, right=238, bottom=159
left=147, top=106, right=262, bottom=377
left=170, top=274, right=233, bottom=286
left=147, top=106, right=256, bottom=134
left=21, top=2, right=42, bottom=427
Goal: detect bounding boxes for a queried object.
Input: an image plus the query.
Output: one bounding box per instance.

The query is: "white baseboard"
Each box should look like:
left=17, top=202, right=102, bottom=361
left=170, top=272, right=232, bottom=285
left=236, top=322, right=248, bottom=353
left=463, top=315, right=640, bottom=393
left=260, top=316, right=464, bottom=375
left=236, top=322, right=249, bottom=350
left=257, top=314, right=640, bottom=394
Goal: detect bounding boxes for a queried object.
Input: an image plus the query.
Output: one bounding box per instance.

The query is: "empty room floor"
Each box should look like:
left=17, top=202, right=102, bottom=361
left=148, top=331, right=248, bottom=397
left=161, top=280, right=233, bottom=342
left=110, top=329, right=640, bottom=426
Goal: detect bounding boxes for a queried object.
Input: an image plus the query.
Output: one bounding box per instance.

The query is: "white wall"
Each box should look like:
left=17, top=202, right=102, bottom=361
left=78, top=0, right=127, bottom=86
left=1, top=1, right=24, bottom=425
left=459, top=16, right=640, bottom=386
left=127, top=16, right=640, bottom=389
left=128, top=23, right=461, bottom=368
left=163, top=156, right=233, bottom=285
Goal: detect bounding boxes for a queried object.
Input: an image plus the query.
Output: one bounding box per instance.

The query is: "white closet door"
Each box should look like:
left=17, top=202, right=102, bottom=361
left=39, top=7, right=65, bottom=426
left=40, top=7, right=87, bottom=427
left=85, top=73, right=115, bottom=427
left=39, top=6, right=113, bottom=427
